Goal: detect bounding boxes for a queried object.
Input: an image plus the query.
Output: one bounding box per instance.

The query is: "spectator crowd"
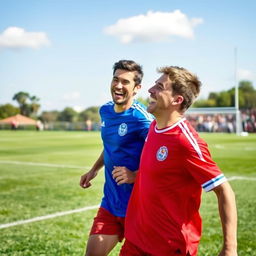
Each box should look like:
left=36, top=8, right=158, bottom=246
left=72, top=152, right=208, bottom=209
left=185, top=109, right=256, bottom=133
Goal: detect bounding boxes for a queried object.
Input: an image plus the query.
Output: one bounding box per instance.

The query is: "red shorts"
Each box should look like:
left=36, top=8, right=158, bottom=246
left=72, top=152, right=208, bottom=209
left=89, top=207, right=125, bottom=242
left=120, top=239, right=191, bottom=256
left=119, top=239, right=152, bottom=256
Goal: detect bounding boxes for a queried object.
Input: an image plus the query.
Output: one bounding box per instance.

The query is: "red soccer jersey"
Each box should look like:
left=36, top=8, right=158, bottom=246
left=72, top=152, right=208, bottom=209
left=124, top=118, right=227, bottom=256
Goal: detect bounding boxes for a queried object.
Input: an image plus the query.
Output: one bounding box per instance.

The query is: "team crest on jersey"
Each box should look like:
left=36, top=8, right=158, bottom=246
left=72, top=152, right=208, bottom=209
left=118, top=123, right=128, bottom=136
left=156, top=146, right=168, bottom=161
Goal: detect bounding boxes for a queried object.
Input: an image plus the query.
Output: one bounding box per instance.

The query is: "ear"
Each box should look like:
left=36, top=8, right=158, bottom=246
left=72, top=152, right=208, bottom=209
left=173, top=95, right=184, bottom=106
left=133, top=84, right=141, bottom=96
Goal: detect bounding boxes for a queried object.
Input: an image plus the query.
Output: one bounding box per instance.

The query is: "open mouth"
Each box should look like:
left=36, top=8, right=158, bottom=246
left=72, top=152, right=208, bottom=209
left=113, top=91, right=125, bottom=101
left=114, top=92, right=124, bottom=96
left=148, top=97, right=156, bottom=105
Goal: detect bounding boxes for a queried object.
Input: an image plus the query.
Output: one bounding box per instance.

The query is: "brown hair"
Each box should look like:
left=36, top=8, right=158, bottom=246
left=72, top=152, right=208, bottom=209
left=113, top=60, right=143, bottom=85
left=158, top=66, right=201, bottom=111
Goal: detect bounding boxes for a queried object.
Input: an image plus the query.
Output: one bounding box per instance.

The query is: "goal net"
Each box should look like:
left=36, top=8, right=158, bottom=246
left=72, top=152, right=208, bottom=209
left=185, top=107, right=243, bottom=134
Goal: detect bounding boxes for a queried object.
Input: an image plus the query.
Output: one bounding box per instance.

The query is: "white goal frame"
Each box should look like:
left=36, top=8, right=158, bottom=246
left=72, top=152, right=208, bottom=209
left=186, top=107, right=243, bottom=135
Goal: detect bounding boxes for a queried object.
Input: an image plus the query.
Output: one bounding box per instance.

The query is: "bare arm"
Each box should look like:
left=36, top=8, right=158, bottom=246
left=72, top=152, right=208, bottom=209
left=213, top=182, right=238, bottom=256
left=80, top=150, right=104, bottom=188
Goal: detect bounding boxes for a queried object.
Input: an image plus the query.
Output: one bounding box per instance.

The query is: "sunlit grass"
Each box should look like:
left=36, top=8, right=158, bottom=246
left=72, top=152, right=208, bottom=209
left=0, top=131, right=255, bottom=255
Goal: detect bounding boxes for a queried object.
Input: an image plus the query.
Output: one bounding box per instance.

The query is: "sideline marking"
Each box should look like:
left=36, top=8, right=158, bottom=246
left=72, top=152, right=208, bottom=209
left=214, top=144, right=225, bottom=149
left=0, top=205, right=99, bottom=229
left=228, top=176, right=256, bottom=181
left=0, top=160, right=89, bottom=169
left=0, top=176, right=255, bottom=230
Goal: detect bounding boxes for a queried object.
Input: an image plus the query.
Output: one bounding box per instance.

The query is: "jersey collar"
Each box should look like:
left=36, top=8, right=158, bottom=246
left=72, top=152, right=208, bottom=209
left=154, top=117, right=186, bottom=133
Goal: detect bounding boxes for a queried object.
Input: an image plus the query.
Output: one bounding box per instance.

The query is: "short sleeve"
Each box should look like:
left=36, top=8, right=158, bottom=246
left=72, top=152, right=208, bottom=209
left=183, top=135, right=227, bottom=192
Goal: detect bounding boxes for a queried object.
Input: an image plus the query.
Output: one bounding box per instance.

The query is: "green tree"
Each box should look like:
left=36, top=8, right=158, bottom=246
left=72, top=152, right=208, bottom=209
left=40, top=111, right=60, bottom=123
left=216, top=91, right=232, bottom=107
left=12, top=92, right=29, bottom=105
left=30, top=96, right=41, bottom=117
left=194, top=80, right=256, bottom=109
left=192, top=98, right=216, bottom=108
left=208, top=92, right=218, bottom=103
left=0, top=104, right=20, bottom=119
left=239, top=80, right=254, bottom=93
left=79, top=106, right=100, bottom=123
left=12, top=92, right=41, bottom=117
left=228, top=88, right=245, bottom=108
left=239, top=81, right=256, bottom=108
left=58, top=107, right=78, bottom=122
left=12, top=92, right=30, bottom=115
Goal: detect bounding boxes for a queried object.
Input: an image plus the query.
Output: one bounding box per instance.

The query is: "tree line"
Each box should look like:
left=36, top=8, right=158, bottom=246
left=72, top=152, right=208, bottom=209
left=40, top=106, right=100, bottom=123
left=0, top=91, right=100, bottom=123
left=0, top=80, right=255, bottom=121
left=192, top=81, right=256, bottom=108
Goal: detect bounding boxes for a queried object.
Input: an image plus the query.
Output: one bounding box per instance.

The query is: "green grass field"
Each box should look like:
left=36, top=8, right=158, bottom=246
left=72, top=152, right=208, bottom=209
left=0, top=131, right=255, bottom=256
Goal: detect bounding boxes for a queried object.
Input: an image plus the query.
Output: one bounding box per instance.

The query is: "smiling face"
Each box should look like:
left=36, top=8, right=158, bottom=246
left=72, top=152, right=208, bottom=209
left=111, top=69, right=141, bottom=112
left=147, top=73, right=183, bottom=117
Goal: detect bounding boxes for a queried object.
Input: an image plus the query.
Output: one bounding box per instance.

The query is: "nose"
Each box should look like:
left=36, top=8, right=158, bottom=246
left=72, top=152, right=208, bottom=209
left=115, top=81, right=123, bottom=89
left=148, top=85, right=155, bottom=94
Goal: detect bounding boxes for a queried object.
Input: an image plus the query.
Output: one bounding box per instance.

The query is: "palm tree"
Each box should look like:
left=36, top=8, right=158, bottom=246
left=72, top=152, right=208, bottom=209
left=12, top=92, right=41, bottom=117
left=12, top=92, right=30, bottom=115
left=30, top=95, right=41, bottom=117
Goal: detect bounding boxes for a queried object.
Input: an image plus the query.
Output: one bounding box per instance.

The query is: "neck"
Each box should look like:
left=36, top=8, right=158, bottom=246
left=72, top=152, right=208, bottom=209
left=155, top=111, right=183, bottom=129
left=114, top=100, right=133, bottom=113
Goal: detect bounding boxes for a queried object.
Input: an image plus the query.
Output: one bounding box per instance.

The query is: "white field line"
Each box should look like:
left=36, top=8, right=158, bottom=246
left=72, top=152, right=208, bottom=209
left=0, top=170, right=255, bottom=230
left=0, top=205, right=99, bottom=229
left=228, top=176, right=256, bottom=181
left=0, top=160, right=90, bottom=169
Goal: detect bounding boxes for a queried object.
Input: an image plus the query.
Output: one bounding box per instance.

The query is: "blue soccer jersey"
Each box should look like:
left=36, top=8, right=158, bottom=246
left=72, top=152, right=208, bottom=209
left=100, top=100, right=153, bottom=217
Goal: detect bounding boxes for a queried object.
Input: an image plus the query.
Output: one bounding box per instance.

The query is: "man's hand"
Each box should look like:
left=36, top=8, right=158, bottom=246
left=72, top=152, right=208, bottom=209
left=80, top=169, right=98, bottom=188
left=112, top=166, right=137, bottom=185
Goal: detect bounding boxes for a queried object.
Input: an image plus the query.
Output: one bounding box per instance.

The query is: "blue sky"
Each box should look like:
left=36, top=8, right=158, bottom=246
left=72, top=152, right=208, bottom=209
left=1, top=0, right=255, bottom=112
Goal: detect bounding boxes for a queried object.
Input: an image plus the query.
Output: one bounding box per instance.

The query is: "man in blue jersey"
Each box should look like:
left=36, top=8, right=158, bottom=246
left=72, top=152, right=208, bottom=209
left=80, top=60, right=153, bottom=256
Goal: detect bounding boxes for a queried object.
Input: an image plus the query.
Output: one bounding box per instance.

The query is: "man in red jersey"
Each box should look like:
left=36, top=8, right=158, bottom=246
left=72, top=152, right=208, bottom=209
left=120, top=66, right=237, bottom=256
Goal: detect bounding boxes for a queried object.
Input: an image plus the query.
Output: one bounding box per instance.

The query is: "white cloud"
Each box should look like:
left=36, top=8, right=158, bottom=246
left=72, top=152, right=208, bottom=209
left=62, top=91, right=81, bottom=101
left=104, top=10, right=203, bottom=44
left=237, top=69, right=256, bottom=81
left=0, top=27, right=50, bottom=49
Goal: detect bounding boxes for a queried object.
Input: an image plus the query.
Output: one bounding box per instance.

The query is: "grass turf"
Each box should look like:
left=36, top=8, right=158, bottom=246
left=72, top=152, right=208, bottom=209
left=0, top=131, right=255, bottom=255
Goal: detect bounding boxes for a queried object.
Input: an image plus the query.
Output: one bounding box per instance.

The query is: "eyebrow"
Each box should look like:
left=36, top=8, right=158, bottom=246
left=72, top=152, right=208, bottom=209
left=156, top=81, right=164, bottom=87
left=113, top=76, right=130, bottom=83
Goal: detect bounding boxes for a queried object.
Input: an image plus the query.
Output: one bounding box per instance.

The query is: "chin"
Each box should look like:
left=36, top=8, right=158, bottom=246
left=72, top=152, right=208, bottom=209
left=114, top=100, right=128, bottom=106
left=147, top=106, right=154, bottom=114
left=114, top=99, right=123, bottom=104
